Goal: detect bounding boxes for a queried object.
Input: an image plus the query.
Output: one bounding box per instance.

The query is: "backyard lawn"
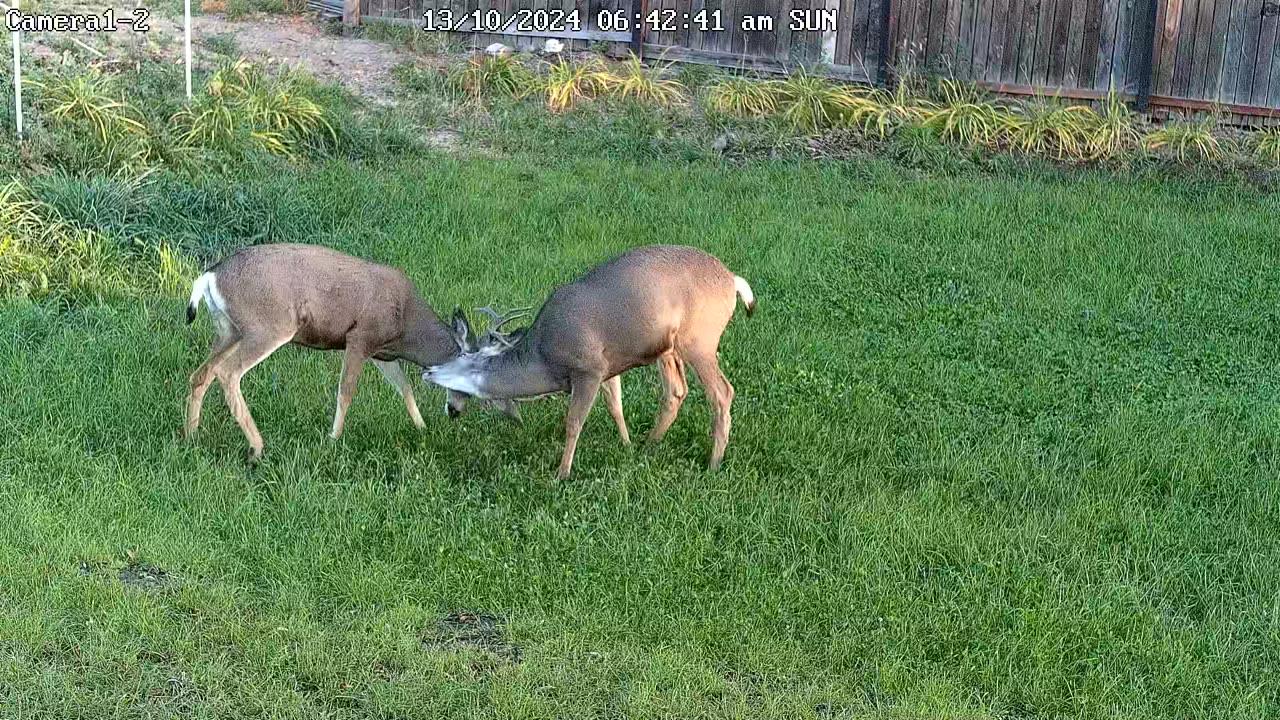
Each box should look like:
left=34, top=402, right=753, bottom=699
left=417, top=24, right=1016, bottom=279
left=2, top=154, right=1279, bottom=718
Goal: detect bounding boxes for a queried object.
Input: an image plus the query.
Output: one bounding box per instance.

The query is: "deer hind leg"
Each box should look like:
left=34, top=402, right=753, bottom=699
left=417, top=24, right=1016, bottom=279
left=558, top=374, right=603, bottom=480
left=600, top=374, right=630, bottom=446
left=215, top=333, right=292, bottom=462
left=685, top=349, right=734, bottom=471
left=373, top=359, right=425, bottom=430
left=647, top=352, right=688, bottom=445
left=185, top=333, right=238, bottom=438
left=331, top=345, right=371, bottom=440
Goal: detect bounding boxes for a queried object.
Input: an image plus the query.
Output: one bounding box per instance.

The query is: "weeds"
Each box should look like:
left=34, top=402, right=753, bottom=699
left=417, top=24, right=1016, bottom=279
left=853, top=74, right=932, bottom=139
left=774, top=68, right=867, bottom=132
left=171, top=59, right=335, bottom=158
left=542, top=58, right=615, bottom=112
left=1144, top=115, right=1224, bottom=162
left=1080, top=90, right=1140, bottom=161
left=999, top=97, right=1094, bottom=160
left=450, top=53, right=537, bottom=100
left=29, top=71, right=146, bottom=142
left=703, top=75, right=781, bottom=119
left=919, top=80, right=1007, bottom=147
left=1252, top=128, right=1280, bottom=167
left=611, top=54, right=685, bottom=107
left=27, top=71, right=155, bottom=176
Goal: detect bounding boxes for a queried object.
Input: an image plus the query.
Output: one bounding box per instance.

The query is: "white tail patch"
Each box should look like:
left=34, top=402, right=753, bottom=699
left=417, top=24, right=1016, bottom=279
left=733, top=275, right=755, bottom=314
left=188, top=272, right=210, bottom=313
left=187, top=271, right=232, bottom=331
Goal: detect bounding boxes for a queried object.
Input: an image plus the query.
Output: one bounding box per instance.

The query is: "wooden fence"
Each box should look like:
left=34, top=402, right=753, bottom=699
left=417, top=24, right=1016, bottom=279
left=354, top=0, right=1280, bottom=121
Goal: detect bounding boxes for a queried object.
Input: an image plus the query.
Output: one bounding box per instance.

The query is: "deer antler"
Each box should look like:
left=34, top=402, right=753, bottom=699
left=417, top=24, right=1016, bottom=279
left=474, top=306, right=531, bottom=349
left=476, top=306, right=530, bottom=330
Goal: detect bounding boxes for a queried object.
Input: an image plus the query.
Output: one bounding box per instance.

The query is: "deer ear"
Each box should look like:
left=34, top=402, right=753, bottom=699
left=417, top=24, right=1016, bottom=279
left=450, top=306, right=474, bottom=350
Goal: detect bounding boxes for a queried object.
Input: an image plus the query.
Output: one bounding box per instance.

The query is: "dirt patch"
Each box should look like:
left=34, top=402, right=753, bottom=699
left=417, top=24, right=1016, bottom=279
left=19, top=0, right=422, bottom=107
left=194, top=14, right=415, bottom=105
left=422, top=610, right=522, bottom=666
left=119, top=563, right=170, bottom=591
left=426, top=128, right=463, bottom=149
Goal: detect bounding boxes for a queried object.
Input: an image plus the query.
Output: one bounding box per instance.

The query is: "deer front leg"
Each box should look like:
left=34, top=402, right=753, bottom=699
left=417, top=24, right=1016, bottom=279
left=558, top=374, right=602, bottom=480
left=373, top=359, right=426, bottom=429
left=600, top=374, right=630, bottom=446
left=331, top=346, right=369, bottom=440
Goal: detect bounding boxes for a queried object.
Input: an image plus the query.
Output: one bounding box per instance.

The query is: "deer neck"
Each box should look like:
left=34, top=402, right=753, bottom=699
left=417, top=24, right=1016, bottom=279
left=396, top=302, right=460, bottom=368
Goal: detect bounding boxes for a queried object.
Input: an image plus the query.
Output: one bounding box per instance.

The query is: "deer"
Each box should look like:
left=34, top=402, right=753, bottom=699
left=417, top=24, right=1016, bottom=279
left=182, top=242, right=518, bottom=461
left=424, top=245, right=756, bottom=480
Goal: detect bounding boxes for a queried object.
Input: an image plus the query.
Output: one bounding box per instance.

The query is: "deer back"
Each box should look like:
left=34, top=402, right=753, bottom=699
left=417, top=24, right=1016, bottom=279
left=209, top=244, right=456, bottom=363
left=525, top=245, right=738, bottom=374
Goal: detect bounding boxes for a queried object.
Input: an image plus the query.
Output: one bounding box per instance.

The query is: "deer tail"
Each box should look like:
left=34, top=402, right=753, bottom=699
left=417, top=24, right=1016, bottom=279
left=733, top=275, right=755, bottom=318
left=187, top=272, right=214, bottom=325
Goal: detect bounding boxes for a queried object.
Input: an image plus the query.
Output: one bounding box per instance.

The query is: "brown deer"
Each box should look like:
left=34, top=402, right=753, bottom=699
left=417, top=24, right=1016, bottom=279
left=424, top=245, right=756, bottom=479
left=183, top=243, right=516, bottom=461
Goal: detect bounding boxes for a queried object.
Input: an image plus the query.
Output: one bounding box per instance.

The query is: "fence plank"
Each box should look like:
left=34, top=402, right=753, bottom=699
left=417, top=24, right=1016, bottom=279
left=962, top=0, right=977, bottom=75
left=1031, top=0, right=1055, bottom=85
left=1170, top=0, right=1200, bottom=97
left=1013, top=0, right=1040, bottom=82
left=1063, top=0, right=1086, bottom=83
left=1111, top=0, right=1141, bottom=90
left=834, top=0, right=856, bottom=62
left=1192, top=0, right=1223, bottom=98
left=1093, top=0, right=1120, bottom=87
left=1152, top=0, right=1178, bottom=93
left=707, top=0, right=733, bottom=52
left=1048, top=0, right=1075, bottom=84
left=970, top=0, right=994, bottom=77
left=941, top=0, right=961, bottom=70
left=744, top=0, right=776, bottom=55
left=1198, top=0, right=1231, bottom=100
left=1231, top=0, right=1261, bottom=102
left=923, top=0, right=946, bottom=68
left=850, top=0, right=876, bottom=69
left=1217, top=0, right=1247, bottom=101
left=1270, top=38, right=1280, bottom=108
left=1252, top=11, right=1279, bottom=105
left=775, top=0, right=795, bottom=55
left=1078, top=0, right=1103, bottom=83
left=984, top=0, right=1011, bottom=80
left=906, top=0, right=929, bottom=65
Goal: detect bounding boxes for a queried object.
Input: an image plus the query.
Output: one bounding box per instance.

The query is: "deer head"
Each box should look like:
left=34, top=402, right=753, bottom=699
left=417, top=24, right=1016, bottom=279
left=437, top=306, right=531, bottom=418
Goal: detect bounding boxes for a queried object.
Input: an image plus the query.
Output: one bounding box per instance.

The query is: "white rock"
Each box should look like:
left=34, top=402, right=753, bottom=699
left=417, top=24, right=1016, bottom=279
left=484, top=43, right=512, bottom=57
left=543, top=38, right=565, bottom=54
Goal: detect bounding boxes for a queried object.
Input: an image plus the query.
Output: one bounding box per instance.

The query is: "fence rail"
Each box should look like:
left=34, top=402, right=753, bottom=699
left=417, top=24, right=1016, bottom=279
left=357, top=0, right=1280, bottom=121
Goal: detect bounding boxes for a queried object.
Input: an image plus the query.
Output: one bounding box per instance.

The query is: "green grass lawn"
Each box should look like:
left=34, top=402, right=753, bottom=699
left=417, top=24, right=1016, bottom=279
left=3, top=155, right=1280, bottom=718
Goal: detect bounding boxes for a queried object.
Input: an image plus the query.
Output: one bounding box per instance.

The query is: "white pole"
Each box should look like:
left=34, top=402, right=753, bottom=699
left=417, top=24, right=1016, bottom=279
left=10, top=25, right=19, bottom=137
left=183, top=0, right=191, bottom=99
